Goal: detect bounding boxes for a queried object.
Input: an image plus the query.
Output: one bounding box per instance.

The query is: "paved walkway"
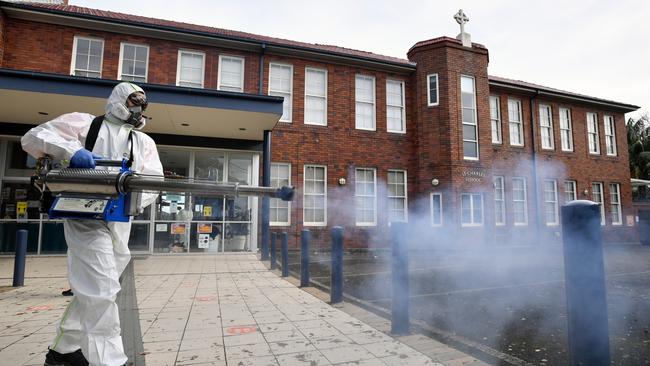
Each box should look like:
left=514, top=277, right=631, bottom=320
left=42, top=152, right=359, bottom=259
left=0, top=254, right=488, bottom=366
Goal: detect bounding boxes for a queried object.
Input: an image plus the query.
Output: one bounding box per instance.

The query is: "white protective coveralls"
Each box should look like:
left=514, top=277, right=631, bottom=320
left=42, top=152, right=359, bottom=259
left=21, top=82, right=163, bottom=366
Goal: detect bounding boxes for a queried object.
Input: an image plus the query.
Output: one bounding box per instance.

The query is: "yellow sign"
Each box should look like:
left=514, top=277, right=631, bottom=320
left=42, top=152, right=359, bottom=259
left=171, top=223, right=187, bottom=234
left=17, top=202, right=28, bottom=215
left=203, top=206, right=212, bottom=217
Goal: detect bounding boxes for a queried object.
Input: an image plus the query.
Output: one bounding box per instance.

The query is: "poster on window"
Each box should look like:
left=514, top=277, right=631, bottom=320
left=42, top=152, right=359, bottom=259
left=15, top=189, right=27, bottom=200
left=1, top=187, right=10, bottom=200
left=197, top=223, right=212, bottom=234
left=198, top=234, right=210, bottom=248
left=17, top=201, right=28, bottom=222
left=203, top=206, right=212, bottom=217
left=170, top=223, right=187, bottom=234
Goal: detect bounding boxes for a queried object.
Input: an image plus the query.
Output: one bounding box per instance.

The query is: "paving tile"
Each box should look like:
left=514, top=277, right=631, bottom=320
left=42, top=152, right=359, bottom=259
left=226, top=355, right=279, bottom=366
left=268, top=339, right=316, bottom=355
left=381, top=353, right=443, bottom=366
left=274, top=350, right=331, bottom=366
left=176, top=347, right=225, bottom=365
left=319, top=345, right=376, bottom=364
left=225, top=343, right=273, bottom=359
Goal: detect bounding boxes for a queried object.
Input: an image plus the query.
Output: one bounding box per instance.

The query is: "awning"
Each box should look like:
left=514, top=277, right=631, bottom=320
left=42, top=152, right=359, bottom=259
left=0, top=68, right=283, bottom=141
left=631, top=178, right=650, bottom=187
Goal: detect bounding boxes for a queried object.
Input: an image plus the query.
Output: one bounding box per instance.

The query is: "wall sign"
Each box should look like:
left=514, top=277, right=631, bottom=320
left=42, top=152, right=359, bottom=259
left=461, top=169, right=486, bottom=183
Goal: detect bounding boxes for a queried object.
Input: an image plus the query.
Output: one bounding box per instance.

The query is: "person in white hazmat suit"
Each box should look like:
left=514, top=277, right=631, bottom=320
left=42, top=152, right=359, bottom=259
left=21, top=82, right=163, bottom=366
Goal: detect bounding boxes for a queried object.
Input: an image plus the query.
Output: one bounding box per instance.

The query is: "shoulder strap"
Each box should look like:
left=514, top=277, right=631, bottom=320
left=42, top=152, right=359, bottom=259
left=85, top=115, right=105, bottom=152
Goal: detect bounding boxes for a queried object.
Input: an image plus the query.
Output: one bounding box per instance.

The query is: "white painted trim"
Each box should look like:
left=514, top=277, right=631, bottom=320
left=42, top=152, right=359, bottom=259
left=493, top=176, right=506, bottom=226
left=355, top=74, right=376, bottom=131
left=490, top=95, right=502, bottom=144
left=539, top=104, right=555, bottom=150
left=609, top=183, right=623, bottom=225
left=386, top=79, right=406, bottom=134
left=543, top=179, right=559, bottom=226
left=604, top=115, right=617, bottom=156
left=268, top=62, right=294, bottom=122
left=508, top=98, right=524, bottom=147
left=587, top=112, right=600, bottom=155
left=70, top=35, right=104, bottom=77
left=217, top=54, right=245, bottom=92
left=512, top=177, right=528, bottom=225
left=387, top=169, right=408, bottom=223
left=304, top=67, right=328, bottom=126
left=117, top=42, right=149, bottom=82
left=430, top=193, right=443, bottom=227
left=176, top=49, right=206, bottom=88
left=559, top=107, right=574, bottom=152
left=426, top=73, right=439, bottom=107
left=270, top=162, right=291, bottom=226
left=355, top=167, right=377, bottom=226
left=460, top=192, right=484, bottom=227
left=303, top=164, right=327, bottom=227
left=461, top=75, right=479, bottom=160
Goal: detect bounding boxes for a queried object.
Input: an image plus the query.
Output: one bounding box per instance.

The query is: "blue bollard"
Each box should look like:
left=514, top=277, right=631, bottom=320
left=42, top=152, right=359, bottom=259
left=13, top=230, right=28, bottom=287
left=281, top=232, right=289, bottom=277
left=270, top=232, right=277, bottom=270
left=391, top=223, right=410, bottom=335
left=561, top=200, right=611, bottom=366
left=330, top=226, right=344, bottom=304
left=300, top=229, right=311, bottom=287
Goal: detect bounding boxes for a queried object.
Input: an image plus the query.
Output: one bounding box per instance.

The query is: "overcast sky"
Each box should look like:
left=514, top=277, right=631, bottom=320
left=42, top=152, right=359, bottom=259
left=72, top=0, right=649, bottom=120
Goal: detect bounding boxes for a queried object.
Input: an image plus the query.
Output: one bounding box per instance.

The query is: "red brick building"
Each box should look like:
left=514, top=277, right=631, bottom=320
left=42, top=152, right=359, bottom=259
left=0, top=2, right=639, bottom=255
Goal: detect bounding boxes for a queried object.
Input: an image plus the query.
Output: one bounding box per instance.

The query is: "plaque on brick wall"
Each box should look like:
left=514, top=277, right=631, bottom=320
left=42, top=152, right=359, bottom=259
left=461, top=169, right=486, bottom=183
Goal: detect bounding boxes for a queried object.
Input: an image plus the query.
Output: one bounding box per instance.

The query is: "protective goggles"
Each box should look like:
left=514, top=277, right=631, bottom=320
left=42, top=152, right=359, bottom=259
left=127, top=92, right=148, bottom=111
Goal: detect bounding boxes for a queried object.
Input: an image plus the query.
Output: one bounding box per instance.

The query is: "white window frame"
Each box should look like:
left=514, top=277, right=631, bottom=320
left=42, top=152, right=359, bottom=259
left=461, top=75, right=479, bottom=160
left=270, top=163, right=291, bottom=226
left=70, top=36, right=104, bottom=78
left=117, top=42, right=149, bottom=83
left=430, top=193, right=442, bottom=227
left=355, top=168, right=377, bottom=226
left=592, top=182, right=605, bottom=225
left=269, top=62, right=294, bottom=122
left=604, top=115, right=617, bottom=156
left=564, top=180, right=577, bottom=203
left=304, top=67, right=328, bottom=126
left=609, top=183, right=622, bottom=225
left=587, top=112, right=600, bottom=155
left=460, top=193, right=484, bottom=227
left=543, top=180, right=559, bottom=226
left=539, top=104, right=555, bottom=150
left=386, top=79, right=406, bottom=134
left=494, top=176, right=505, bottom=226
left=559, top=107, right=574, bottom=152
left=427, top=73, right=439, bottom=107
left=387, top=170, right=408, bottom=223
left=303, top=165, right=327, bottom=226
left=176, top=49, right=205, bottom=88
left=355, top=74, right=376, bottom=131
left=512, top=177, right=528, bottom=225
left=508, top=98, right=524, bottom=146
left=490, top=96, right=502, bottom=144
left=217, top=55, right=245, bottom=92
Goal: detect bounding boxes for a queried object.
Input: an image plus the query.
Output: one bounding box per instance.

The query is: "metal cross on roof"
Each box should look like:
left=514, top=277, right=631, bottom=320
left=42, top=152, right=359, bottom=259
left=454, top=9, right=469, bottom=35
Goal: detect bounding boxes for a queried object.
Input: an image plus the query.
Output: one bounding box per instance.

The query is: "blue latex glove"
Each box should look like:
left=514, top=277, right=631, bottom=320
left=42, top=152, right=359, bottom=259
left=69, top=148, right=102, bottom=169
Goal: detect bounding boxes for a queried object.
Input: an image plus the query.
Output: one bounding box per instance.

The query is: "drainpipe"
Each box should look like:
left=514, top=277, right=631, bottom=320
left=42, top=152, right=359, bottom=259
left=529, top=91, right=542, bottom=245
left=258, top=43, right=266, bottom=95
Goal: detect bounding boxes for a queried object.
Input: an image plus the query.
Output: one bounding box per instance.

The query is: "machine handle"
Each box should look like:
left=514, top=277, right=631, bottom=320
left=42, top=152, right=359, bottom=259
left=94, top=159, right=125, bottom=167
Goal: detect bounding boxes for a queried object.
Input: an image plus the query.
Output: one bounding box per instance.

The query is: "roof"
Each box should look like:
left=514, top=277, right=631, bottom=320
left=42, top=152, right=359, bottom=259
left=2, top=1, right=414, bottom=67
left=489, top=75, right=639, bottom=112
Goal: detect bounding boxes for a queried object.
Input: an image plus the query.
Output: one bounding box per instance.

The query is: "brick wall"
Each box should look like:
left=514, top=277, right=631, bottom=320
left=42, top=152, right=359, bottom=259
left=0, top=15, right=638, bottom=247
left=0, top=9, right=5, bottom=66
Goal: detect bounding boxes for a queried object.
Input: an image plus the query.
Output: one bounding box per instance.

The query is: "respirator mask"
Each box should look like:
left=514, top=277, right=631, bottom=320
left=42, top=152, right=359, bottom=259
left=111, top=92, right=149, bottom=128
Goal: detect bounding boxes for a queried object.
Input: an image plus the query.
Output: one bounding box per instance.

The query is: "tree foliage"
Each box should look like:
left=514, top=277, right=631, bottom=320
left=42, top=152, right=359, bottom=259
left=627, top=114, right=650, bottom=179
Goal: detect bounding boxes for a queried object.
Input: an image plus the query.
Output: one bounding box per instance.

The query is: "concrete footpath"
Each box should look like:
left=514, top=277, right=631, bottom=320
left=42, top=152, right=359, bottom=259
left=0, top=254, right=488, bottom=366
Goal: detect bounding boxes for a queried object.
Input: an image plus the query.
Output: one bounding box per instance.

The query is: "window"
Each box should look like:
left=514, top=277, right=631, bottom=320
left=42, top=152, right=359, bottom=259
left=604, top=115, right=617, bottom=156
left=386, top=80, right=406, bottom=133
left=508, top=99, right=524, bottom=146
left=176, top=50, right=205, bottom=88
left=118, top=43, right=148, bottom=82
left=494, top=176, right=505, bottom=225
left=355, top=168, right=377, bottom=226
left=609, top=183, right=622, bottom=225
left=587, top=112, right=600, bottom=154
left=490, top=96, right=502, bottom=144
left=71, top=36, right=103, bottom=78
left=270, top=163, right=291, bottom=226
left=427, top=74, right=439, bottom=106
left=269, top=63, right=293, bottom=122
left=303, top=165, right=326, bottom=226
left=461, top=75, right=478, bottom=159
left=461, top=193, right=483, bottom=226
left=430, top=193, right=442, bottom=226
left=512, top=177, right=527, bottom=225
left=539, top=104, right=554, bottom=150
left=218, top=55, right=244, bottom=92
left=305, top=68, right=327, bottom=126
left=355, top=75, right=376, bottom=130
left=544, top=180, right=559, bottom=225
left=387, top=170, right=407, bottom=222
left=559, top=108, right=573, bottom=152
left=592, top=182, right=605, bottom=225
left=565, top=180, right=577, bottom=202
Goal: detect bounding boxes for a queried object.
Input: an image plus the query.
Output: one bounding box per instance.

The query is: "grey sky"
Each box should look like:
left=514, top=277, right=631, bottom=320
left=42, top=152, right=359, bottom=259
left=73, top=0, right=649, bottom=119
